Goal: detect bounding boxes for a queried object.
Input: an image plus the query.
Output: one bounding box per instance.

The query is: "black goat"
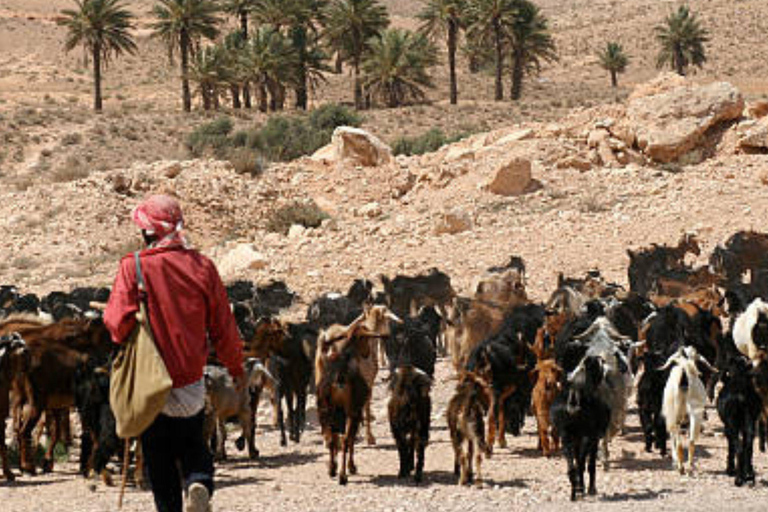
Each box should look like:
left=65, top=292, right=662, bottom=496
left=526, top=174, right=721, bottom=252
left=717, top=356, right=763, bottom=486
left=74, top=359, right=120, bottom=486
left=388, top=365, right=431, bottom=483
left=550, top=355, right=611, bottom=501
left=267, top=321, right=317, bottom=445
left=307, top=279, right=373, bottom=330
left=636, top=351, right=669, bottom=456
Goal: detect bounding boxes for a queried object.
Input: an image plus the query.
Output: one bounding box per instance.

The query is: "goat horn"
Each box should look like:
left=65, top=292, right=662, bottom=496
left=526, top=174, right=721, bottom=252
left=89, top=301, right=107, bottom=311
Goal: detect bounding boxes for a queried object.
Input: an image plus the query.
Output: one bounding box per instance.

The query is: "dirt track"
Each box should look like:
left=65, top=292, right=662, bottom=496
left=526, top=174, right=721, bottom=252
left=2, top=357, right=768, bottom=512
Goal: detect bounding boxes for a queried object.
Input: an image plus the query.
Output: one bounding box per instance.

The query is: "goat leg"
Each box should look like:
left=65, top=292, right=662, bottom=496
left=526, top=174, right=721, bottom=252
left=587, top=438, right=598, bottom=496
left=744, top=423, right=756, bottom=486
left=277, top=389, right=287, bottom=447
left=365, top=398, right=376, bottom=446
left=339, top=419, right=353, bottom=485
left=0, top=418, right=14, bottom=481
left=474, top=441, right=484, bottom=488
left=564, top=442, right=578, bottom=501
left=348, top=418, right=359, bottom=476
left=414, top=433, right=426, bottom=483
left=725, top=428, right=736, bottom=477
left=486, top=397, right=498, bottom=454
left=328, top=433, right=338, bottom=478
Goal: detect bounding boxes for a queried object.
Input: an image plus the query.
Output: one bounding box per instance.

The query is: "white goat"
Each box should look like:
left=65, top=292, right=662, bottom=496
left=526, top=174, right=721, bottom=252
left=732, top=298, right=768, bottom=362
left=661, top=346, right=714, bottom=475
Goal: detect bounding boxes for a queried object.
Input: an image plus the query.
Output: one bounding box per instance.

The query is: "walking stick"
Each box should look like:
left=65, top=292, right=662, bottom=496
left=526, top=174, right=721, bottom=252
left=118, top=438, right=131, bottom=509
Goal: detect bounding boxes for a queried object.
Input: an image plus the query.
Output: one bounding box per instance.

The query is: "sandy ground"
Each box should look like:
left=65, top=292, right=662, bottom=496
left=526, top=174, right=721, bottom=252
left=2, top=357, right=768, bottom=512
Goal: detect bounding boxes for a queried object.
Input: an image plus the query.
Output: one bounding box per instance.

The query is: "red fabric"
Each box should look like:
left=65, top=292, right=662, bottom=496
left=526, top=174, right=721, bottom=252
left=132, top=195, right=188, bottom=248
left=104, top=246, right=244, bottom=388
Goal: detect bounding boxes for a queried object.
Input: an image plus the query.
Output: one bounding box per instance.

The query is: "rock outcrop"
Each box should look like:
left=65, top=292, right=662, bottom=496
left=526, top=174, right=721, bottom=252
left=626, top=80, right=744, bottom=163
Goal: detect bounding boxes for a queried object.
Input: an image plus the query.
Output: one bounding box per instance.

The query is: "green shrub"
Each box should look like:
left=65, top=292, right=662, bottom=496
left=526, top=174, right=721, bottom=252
left=185, top=105, right=355, bottom=164
left=266, top=200, right=330, bottom=234
left=258, top=116, right=327, bottom=162
left=309, top=103, right=362, bottom=132
left=392, top=128, right=467, bottom=156
left=185, top=116, right=234, bottom=157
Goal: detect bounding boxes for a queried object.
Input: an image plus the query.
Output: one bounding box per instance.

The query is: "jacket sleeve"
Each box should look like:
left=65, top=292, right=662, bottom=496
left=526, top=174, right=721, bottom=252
left=104, top=256, right=138, bottom=345
left=207, top=262, right=244, bottom=379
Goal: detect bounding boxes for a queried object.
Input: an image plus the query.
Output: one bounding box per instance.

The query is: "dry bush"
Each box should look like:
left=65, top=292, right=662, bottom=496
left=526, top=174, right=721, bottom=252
left=266, top=200, right=330, bottom=235
left=51, top=156, right=89, bottom=183
left=228, top=148, right=268, bottom=177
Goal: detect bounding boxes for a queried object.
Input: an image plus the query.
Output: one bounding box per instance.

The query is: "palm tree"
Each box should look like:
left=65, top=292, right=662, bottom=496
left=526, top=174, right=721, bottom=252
left=466, top=0, right=518, bottom=101
left=599, top=42, right=629, bottom=87
left=151, top=0, right=222, bottom=112
left=188, top=44, right=231, bottom=110
left=324, top=0, right=389, bottom=109
left=507, top=0, right=556, bottom=101
left=655, top=5, right=708, bottom=76
left=223, top=30, right=246, bottom=108
left=285, top=0, right=329, bottom=110
left=240, top=27, right=298, bottom=111
left=222, top=0, right=255, bottom=36
left=362, top=28, right=438, bottom=108
left=252, top=0, right=293, bottom=29
left=223, top=0, right=257, bottom=107
left=58, top=0, right=137, bottom=111
left=418, top=0, right=466, bottom=105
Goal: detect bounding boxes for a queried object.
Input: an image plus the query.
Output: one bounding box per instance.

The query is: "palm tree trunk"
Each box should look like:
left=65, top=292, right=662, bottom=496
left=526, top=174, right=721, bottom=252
left=203, top=88, right=211, bottom=110
left=353, top=60, right=362, bottom=109
left=180, top=30, right=192, bottom=112
left=92, top=44, right=103, bottom=112
left=231, top=85, right=242, bottom=108
left=240, top=10, right=248, bottom=37
left=493, top=20, right=504, bottom=101
left=335, top=52, right=343, bottom=74
left=448, top=19, right=458, bottom=105
left=510, top=48, right=524, bottom=101
left=259, top=82, right=268, bottom=112
left=674, top=44, right=685, bottom=76
left=243, top=85, right=252, bottom=108
left=610, top=69, right=618, bottom=88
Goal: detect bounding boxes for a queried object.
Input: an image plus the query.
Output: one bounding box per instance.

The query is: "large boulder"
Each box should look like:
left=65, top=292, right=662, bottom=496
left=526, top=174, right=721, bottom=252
left=329, top=126, right=392, bottom=167
left=627, top=80, right=745, bottom=163
left=738, top=118, right=768, bottom=150
left=218, top=243, right=268, bottom=278
left=485, top=157, right=532, bottom=196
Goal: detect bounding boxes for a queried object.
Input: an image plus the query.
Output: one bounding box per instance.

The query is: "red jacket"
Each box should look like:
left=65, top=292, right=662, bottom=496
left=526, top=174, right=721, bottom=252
left=104, top=246, right=244, bottom=388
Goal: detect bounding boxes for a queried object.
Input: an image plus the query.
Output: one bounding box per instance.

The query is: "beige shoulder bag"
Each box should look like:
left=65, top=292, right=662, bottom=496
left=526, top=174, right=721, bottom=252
left=109, top=251, right=173, bottom=439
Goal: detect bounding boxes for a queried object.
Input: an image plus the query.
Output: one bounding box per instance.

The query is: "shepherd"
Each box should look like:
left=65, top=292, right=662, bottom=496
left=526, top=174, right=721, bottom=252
left=104, top=195, right=244, bottom=512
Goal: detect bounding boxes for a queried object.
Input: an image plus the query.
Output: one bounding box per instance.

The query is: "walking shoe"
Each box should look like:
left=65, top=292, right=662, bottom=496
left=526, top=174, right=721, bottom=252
left=186, top=482, right=212, bottom=512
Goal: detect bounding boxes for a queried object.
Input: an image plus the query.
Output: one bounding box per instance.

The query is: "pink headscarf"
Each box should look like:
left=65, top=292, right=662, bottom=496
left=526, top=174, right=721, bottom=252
left=131, top=195, right=189, bottom=249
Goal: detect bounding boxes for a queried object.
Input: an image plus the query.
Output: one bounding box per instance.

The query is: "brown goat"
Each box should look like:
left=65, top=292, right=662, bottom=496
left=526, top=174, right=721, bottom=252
left=10, top=319, right=111, bottom=474
left=0, top=334, right=28, bottom=481
left=530, top=359, right=563, bottom=456
left=316, top=304, right=400, bottom=446
left=446, top=298, right=508, bottom=371
left=473, top=269, right=528, bottom=308
left=316, top=330, right=372, bottom=485
left=447, top=372, right=493, bottom=487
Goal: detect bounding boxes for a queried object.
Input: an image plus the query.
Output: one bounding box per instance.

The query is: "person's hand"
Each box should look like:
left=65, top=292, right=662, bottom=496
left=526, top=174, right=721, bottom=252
left=234, top=373, right=247, bottom=393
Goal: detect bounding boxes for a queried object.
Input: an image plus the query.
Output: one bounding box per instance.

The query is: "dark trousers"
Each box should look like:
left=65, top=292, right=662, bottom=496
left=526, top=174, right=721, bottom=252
left=141, top=411, right=214, bottom=512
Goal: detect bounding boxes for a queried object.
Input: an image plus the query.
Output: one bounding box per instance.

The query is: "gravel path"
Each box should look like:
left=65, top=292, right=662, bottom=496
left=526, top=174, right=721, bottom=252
left=3, top=358, right=768, bottom=511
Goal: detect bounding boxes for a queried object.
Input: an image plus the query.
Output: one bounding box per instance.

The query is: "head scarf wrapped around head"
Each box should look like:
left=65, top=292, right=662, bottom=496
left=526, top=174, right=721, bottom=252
left=131, top=195, right=189, bottom=249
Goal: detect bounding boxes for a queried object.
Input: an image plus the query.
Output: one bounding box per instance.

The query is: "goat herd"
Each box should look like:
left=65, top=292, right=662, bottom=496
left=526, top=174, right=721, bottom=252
left=2, top=230, right=768, bottom=502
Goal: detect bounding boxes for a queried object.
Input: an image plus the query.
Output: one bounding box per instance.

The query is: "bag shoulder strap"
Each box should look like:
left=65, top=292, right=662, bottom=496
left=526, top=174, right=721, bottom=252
left=134, top=251, right=146, bottom=292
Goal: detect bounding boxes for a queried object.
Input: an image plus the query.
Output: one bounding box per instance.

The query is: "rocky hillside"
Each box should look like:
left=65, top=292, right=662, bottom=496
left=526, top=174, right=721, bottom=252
left=2, top=75, right=767, bottom=302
